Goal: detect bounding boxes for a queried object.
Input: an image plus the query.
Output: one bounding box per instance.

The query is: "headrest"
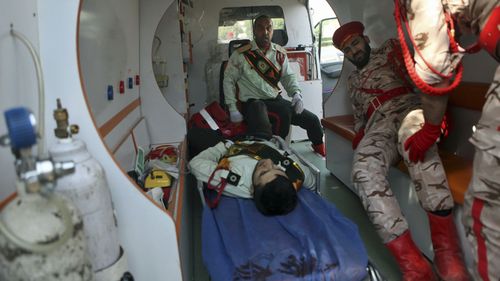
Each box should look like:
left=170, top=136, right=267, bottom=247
left=271, top=30, right=288, bottom=46
left=332, top=21, right=365, bottom=49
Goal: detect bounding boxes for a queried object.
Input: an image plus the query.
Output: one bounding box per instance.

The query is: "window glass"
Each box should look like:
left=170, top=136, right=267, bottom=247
left=317, top=18, right=343, bottom=64
left=217, top=6, right=286, bottom=44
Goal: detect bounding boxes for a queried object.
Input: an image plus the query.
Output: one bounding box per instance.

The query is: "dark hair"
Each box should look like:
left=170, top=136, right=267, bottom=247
left=253, top=14, right=271, bottom=30
left=253, top=175, right=297, bottom=216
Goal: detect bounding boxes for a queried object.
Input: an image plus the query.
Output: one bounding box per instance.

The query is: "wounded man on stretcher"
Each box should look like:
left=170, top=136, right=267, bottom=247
left=188, top=127, right=369, bottom=281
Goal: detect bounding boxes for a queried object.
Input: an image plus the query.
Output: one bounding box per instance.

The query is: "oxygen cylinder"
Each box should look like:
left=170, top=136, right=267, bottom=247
left=0, top=107, right=94, bottom=281
left=48, top=99, right=129, bottom=280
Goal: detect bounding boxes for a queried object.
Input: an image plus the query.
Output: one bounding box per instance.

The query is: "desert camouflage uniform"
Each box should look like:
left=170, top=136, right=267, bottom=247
left=348, top=39, right=454, bottom=243
left=463, top=66, right=500, bottom=281
left=404, top=0, right=500, bottom=278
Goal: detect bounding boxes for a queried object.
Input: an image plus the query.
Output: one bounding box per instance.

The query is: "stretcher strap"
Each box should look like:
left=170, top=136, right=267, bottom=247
left=199, top=109, right=220, bottom=131
left=394, top=0, right=463, bottom=96
left=205, top=167, right=229, bottom=208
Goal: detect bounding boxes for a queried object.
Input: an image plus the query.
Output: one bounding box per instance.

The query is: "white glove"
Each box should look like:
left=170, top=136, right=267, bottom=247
left=223, top=139, right=234, bottom=149
left=229, top=110, right=244, bottom=123
left=291, top=93, right=304, bottom=114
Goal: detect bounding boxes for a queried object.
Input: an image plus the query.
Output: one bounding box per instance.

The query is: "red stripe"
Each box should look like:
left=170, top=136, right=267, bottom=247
left=471, top=198, right=490, bottom=281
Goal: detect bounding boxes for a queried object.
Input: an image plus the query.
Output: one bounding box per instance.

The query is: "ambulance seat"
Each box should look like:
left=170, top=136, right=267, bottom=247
left=219, top=39, right=250, bottom=110
left=271, top=29, right=288, bottom=46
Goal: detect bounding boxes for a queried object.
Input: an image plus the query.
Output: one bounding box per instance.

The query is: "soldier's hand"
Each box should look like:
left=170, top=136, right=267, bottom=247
left=404, top=122, right=441, bottom=163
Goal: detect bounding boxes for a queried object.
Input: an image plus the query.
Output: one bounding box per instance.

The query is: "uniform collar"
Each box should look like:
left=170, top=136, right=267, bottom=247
left=251, top=40, right=276, bottom=53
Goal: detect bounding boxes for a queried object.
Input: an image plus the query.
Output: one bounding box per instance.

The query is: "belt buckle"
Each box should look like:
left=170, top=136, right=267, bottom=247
left=370, top=97, right=382, bottom=110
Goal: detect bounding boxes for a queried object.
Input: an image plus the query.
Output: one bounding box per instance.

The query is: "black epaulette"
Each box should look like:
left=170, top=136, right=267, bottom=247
left=275, top=44, right=287, bottom=54
left=236, top=44, right=252, bottom=53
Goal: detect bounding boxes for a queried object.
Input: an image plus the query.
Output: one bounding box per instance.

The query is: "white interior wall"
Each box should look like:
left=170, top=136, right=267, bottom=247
left=103, top=107, right=141, bottom=151
left=79, top=0, right=140, bottom=127
left=186, top=0, right=314, bottom=114
left=0, top=1, right=40, bottom=200
left=140, top=0, right=187, bottom=144
left=36, top=1, right=182, bottom=280
left=154, top=2, right=187, bottom=115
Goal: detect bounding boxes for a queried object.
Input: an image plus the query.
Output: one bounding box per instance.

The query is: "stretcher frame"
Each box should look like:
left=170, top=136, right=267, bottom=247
left=193, top=135, right=385, bottom=281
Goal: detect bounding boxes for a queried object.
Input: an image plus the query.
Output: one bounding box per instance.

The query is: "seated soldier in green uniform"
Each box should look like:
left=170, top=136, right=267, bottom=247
left=223, top=14, right=326, bottom=157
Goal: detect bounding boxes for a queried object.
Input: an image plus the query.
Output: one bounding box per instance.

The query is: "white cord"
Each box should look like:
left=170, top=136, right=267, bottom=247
left=0, top=192, right=74, bottom=254
left=10, top=28, right=45, bottom=157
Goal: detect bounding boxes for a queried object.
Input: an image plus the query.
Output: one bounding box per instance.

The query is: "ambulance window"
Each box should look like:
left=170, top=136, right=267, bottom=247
left=217, top=6, right=286, bottom=44
left=313, top=17, right=342, bottom=64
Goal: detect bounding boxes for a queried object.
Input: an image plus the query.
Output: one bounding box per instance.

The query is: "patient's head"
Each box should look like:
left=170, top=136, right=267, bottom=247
left=252, top=159, right=298, bottom=216
left=333, top=21, right=371, bottom=69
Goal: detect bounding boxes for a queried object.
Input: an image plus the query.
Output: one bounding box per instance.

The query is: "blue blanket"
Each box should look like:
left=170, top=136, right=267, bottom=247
left=202, top=188, right=368, bottom=281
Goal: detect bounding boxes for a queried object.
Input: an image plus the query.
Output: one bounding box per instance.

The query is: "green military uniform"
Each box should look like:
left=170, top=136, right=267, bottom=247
left=222, top=40, right=324, bottom=146
left=223, top=41, right=300, bottom=112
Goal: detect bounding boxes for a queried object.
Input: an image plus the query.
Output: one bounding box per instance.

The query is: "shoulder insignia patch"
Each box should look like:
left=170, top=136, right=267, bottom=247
left=275, top=44, right=287, bottom=54
left=236, top=44, right=252, bottom=53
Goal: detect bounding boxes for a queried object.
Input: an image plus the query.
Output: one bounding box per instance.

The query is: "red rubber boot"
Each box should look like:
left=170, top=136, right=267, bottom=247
left=386, top=231, right=438, bottom=281
left=428, top=212, right=471, bottom=281
left=312, top=143, right=326, bottom=157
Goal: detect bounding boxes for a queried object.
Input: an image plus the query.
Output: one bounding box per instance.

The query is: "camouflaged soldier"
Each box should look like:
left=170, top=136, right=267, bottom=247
left=399, top=0, right=499, bottom=280
left=333, top=21, right=469, bottom=281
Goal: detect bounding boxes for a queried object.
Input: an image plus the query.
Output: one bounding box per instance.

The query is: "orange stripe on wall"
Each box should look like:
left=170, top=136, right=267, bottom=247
left=99, top=98, right=141, bottom=138
left=174, top=139, right=186, bottom=237
left=0, top=193, right=17, bottom=211
left=111, top=117, right=143, bottom=154
left=175, top=164, right=185, bottom=237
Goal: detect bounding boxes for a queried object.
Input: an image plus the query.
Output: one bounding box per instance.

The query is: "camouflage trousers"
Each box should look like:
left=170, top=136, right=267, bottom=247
left=352, top=109, right=454, bottom=243
left=463, top=66, right=500, bottom=281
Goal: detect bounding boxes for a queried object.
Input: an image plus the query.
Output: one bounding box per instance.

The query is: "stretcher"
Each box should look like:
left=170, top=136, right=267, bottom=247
left=194, top=136, right=384, bottom=281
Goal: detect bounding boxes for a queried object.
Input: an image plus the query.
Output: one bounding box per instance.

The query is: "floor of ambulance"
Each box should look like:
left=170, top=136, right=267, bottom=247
left=191, top=140, right=402, bottom=281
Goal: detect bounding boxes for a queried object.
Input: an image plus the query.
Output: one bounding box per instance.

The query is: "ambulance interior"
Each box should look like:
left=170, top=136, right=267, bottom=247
left=0, top=0, right=497, bottom=280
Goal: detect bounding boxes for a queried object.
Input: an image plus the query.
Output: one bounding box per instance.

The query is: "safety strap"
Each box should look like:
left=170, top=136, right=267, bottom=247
left=204, top=157, right=242, bottom=208
left=205, top=167, right=228, bottom=208
left=199, top=109, right=220, bottom=131
left=242, top=49, right=282, bottom=90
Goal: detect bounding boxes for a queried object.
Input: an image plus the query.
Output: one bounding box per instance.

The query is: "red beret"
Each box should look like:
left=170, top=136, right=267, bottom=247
left=332, top=21, right=365, bottom=49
